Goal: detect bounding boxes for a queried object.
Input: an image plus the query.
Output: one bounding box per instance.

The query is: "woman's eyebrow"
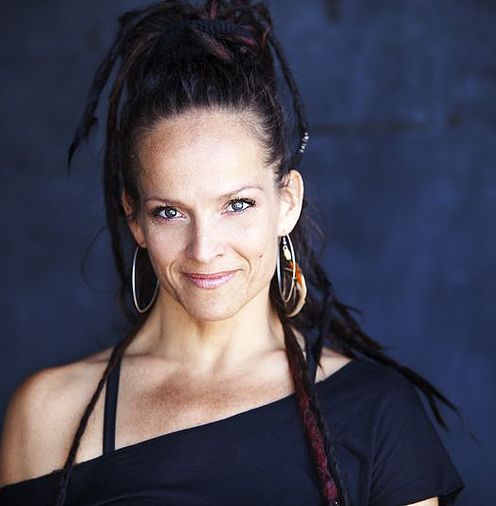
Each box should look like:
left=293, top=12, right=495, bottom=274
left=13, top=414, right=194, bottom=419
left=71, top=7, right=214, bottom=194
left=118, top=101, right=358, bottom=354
left=144, top=184, right=264, bottom=205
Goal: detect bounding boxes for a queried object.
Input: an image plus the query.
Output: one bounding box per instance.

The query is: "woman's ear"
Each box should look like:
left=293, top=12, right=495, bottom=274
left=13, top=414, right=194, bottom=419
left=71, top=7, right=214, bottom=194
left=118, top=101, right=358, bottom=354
left=121, top=190, right=146, bottom=248
left=277, top=169, right=304, bottom=236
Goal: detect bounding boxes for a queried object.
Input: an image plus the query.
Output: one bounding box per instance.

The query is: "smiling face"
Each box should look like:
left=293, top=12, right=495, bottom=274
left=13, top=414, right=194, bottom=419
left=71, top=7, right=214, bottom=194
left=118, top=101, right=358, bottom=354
left=122, top=108, right=304, bottom=322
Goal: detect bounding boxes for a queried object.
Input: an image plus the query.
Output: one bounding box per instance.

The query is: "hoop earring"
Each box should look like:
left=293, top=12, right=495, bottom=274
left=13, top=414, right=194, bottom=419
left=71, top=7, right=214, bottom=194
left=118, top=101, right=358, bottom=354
left=276, top=234, right=307, bottom=317
left=131, top=245, right=159, bottom=314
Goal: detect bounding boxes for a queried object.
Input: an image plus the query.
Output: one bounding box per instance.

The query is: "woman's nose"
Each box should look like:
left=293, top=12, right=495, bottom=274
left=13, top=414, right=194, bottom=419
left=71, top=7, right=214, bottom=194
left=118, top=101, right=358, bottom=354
left=186, top=218, right=223, bottom=264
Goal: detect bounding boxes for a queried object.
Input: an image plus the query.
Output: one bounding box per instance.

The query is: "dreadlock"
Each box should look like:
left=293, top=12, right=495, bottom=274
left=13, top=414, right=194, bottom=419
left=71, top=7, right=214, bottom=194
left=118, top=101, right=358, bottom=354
left=58, top=1, right=462, bottom=505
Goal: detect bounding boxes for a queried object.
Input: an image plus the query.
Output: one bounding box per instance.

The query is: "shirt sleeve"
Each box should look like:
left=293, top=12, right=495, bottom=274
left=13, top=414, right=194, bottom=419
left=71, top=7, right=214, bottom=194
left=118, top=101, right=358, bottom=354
left=369, top=367, right=465, bottom=506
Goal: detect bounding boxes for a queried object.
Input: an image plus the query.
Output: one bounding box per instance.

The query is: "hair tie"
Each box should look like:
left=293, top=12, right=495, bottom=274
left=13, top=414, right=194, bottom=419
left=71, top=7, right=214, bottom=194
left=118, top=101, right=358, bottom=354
left=190, top=19, right=253, bottom=39
left=156, top=18, right=254, bottom=49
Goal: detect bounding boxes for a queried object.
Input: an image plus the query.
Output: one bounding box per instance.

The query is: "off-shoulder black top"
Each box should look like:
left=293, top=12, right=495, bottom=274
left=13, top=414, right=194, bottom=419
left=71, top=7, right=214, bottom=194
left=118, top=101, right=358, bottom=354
left=0, top=340, right=465, bottom=505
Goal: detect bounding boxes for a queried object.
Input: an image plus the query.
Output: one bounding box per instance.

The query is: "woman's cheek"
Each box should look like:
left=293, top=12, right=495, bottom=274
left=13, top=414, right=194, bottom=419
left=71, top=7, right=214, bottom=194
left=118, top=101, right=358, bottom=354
left=230, top=220, right=268, bottom=252
left=145, top=220, right=186, bottom=246
left=144, top=231, right=181, bottom=269
left=237, top=220, right=275, bottom=262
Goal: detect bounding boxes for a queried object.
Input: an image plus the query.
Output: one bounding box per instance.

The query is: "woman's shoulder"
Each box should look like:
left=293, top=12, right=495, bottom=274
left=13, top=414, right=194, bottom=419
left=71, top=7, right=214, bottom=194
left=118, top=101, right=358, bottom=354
left=297, top=327, right=417, bottom=403
left=349, top=357, right=425, bottom=406
left=314, top=345, right=355, bottom=382
left=0, top=346, right=114, bottom=487
left=316, top=349, right=427, bottom=413
left=328, top=357, right=465, bottom=504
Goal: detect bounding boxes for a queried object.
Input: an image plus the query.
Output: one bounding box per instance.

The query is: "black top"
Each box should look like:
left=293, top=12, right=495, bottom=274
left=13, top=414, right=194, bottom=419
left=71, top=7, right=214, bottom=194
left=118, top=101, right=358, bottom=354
left=0, top=342, right=465, bottom=506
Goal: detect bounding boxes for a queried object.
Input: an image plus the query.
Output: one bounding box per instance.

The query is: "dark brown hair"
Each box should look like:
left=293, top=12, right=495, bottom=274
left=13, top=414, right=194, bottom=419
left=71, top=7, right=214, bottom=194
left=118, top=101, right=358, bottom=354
left=58, top=1, right=461, bottom=504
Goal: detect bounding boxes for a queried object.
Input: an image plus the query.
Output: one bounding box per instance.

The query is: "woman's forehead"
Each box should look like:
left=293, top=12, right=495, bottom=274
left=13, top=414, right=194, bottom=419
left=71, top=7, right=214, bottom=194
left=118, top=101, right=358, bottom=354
left=139, top=109, right=259, bottom=152
left=136, top=110, right=271, bottom=187
left=138, top=160, right=276, bottom=203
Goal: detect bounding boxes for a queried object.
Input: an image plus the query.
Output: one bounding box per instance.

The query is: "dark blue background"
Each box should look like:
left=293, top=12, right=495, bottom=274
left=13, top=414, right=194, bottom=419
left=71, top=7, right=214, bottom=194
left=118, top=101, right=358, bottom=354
left=1, top=1, right=494, bottom=504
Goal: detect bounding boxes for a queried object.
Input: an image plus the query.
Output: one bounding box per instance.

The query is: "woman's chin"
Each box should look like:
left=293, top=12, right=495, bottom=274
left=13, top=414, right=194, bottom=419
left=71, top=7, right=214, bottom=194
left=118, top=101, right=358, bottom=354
left=177, top=286, right=252, bottom=321
left=184, top=301, right=243, bottom=322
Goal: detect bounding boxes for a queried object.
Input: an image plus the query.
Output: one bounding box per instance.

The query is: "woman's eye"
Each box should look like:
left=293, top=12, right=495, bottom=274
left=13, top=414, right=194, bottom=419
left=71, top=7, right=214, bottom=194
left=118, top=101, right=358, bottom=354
left=151, top=198, right=255, bottom=222
left=153, top=206, right=179, bottom=220
left=228, top=198, right=255, bottom=213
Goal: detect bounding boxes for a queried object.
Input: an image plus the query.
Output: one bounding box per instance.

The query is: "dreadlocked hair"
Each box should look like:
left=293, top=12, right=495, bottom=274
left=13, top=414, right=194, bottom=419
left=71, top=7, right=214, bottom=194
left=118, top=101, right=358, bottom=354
left=59, top=1, right=462, bottom=505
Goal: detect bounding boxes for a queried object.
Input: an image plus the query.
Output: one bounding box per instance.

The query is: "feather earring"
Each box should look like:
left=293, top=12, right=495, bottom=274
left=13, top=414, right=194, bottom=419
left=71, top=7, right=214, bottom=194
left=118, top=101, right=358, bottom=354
left=276, top=234, right=307, bottom=317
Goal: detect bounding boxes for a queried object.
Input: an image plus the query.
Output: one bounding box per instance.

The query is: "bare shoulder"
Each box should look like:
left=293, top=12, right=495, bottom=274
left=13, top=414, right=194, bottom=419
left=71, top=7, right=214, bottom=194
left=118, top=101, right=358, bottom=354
left=0, top=346, right=113, bottom=487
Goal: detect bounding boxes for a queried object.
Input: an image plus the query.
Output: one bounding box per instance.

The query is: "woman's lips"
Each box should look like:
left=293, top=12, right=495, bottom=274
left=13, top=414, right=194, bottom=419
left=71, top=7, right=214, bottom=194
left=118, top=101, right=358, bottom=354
left=183, top=270, right=237, bottom=289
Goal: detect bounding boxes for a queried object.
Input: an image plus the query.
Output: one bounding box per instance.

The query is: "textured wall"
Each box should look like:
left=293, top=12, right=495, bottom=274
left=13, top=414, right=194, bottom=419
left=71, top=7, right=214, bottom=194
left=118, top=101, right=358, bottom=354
left=1, top=1, right=494, bottom=503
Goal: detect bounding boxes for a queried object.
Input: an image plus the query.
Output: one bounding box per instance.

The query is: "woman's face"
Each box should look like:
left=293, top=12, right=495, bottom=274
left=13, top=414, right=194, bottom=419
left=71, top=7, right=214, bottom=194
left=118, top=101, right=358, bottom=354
left=123, top=108, right=303, bottom=321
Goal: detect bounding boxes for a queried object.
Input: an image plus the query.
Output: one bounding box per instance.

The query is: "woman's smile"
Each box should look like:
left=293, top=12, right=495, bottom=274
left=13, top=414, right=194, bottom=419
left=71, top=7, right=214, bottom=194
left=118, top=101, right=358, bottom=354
left=182, top=269, right=238, bottom=289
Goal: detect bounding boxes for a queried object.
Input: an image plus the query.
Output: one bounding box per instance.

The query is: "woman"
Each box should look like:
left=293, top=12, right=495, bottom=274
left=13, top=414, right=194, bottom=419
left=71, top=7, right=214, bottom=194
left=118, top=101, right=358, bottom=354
left=0, top=1, right=465, bottom=505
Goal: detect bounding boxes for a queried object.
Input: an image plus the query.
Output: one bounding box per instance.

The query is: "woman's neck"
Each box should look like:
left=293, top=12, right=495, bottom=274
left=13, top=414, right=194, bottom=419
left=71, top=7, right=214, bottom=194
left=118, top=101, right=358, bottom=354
left=125, top=286, right=287, bottom=378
